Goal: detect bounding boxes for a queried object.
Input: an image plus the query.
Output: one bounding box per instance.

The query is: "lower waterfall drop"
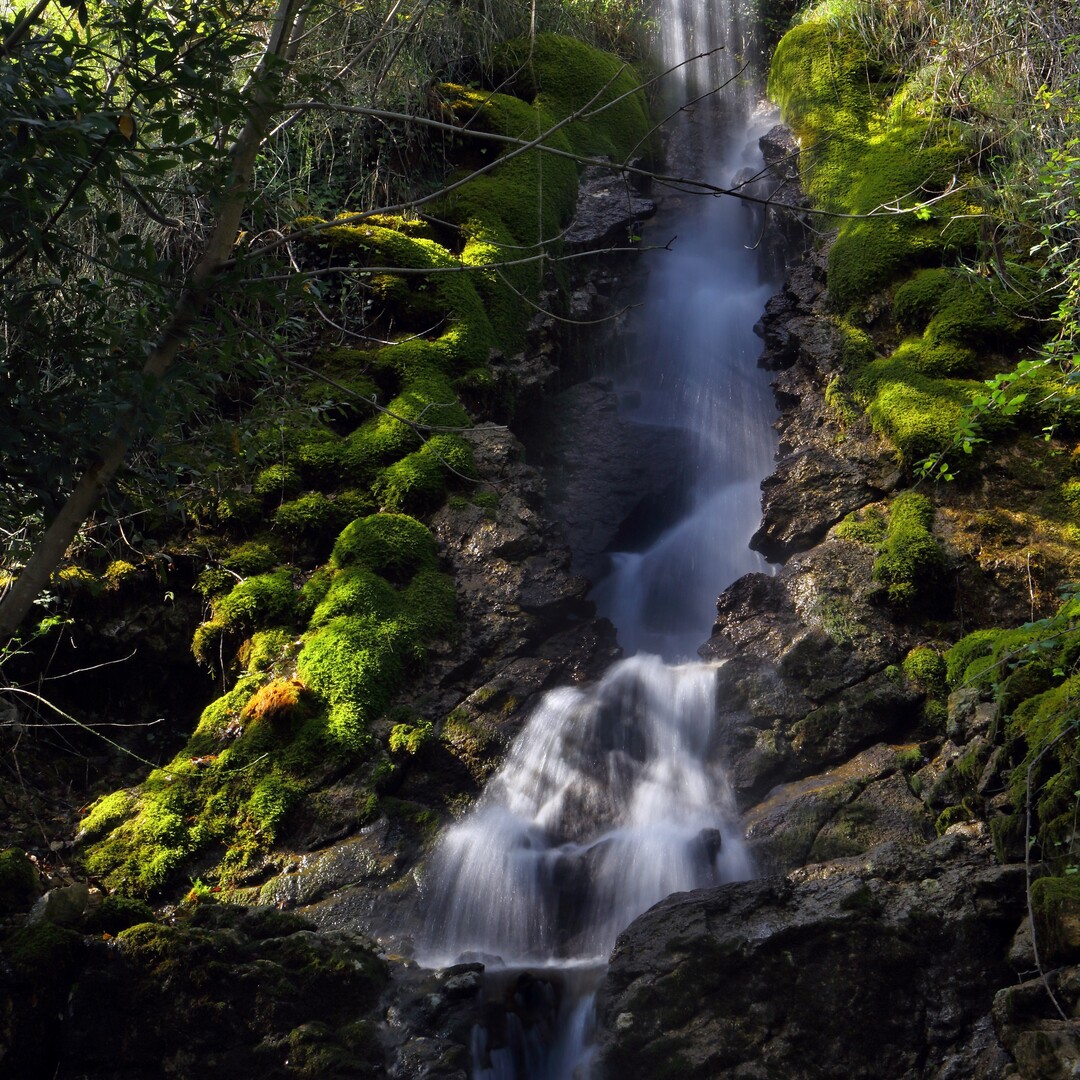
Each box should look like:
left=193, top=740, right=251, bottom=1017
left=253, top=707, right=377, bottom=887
left=416, top=8, right=780, bottom=1077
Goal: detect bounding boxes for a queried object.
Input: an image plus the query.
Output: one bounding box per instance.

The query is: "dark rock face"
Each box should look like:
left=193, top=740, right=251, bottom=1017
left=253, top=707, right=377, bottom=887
left=537, top=378, right=694, bottom=582
left=702, top=537, right=922, bottom=804
left=34, top=906, right=389, bottom=1080
left=563, top=164, right=656, bottom=253
left=596, top=833, right=1024, bottom=1080
left=748, top=245, right=901, bottom=562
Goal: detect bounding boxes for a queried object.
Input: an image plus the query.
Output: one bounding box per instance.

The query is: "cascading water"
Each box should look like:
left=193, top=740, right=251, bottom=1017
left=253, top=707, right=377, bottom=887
left=415, top=4, right=780, bottom=1076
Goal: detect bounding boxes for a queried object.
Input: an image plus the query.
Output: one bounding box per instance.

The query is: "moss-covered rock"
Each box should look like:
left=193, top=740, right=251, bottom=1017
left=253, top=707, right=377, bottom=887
left=0, top=847, right=40, bottom=915
left=873, top=491, right=946, bottom=610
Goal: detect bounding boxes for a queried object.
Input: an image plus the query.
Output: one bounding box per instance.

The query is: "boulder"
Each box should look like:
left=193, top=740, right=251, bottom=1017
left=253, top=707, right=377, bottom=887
left=596, top=833, right=1025, bottom=1079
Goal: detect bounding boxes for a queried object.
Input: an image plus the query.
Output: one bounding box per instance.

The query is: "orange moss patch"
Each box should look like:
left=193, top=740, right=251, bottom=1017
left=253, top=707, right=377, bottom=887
left=240, top=679, right=306, bottom=724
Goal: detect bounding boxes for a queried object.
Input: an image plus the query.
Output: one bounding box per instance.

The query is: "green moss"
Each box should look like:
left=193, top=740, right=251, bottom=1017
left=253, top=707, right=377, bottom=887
left=217, top=491, right=262, bottom=527
left=945, top=628, right=1002, bottom=688
left=769, top=19, right=979, bottom=312
left=895, top=745, right=926, bottom=772
left=894, top=269, right=954, bottom=331
left=196, top=566, right=235, bottom=600
left=247, top=772, right=300, bottom=838
left=873, top=491, right=945, bottom=609
left=373, top=435, right=476, bottom=513
left=903, top=646, right=946, bottom=693
left=273, top=492, right=338, bottom=539
left=935, top=802, right=973, bottom=835
left=79, top=790, right=138, bottom=841
left=309, top=568, right=398, bottom=628
left=1031, top=875, right=1080, bottom=959
left=254, top=463, right=303, bottom=502
left=490, top=35, right=652, bottom=163
left=194, top=570, right=298, bottom=666
left=330, top=513, right=437, bottom=580
left=242, top=627, right=294, bottom=673
left=296, top=618, right=403, bottom=751
left=388, top=720, right=434, bottom=755
left=7, top=921, right=81, bottom=981
left=222, top=541, right=279, bottom=577
left=1003, top=674, right=1080, bottom=868
left=214, top=570, right=297, bottom=632
left=856, top=355, right=975, bottom=465
left=835, top=505, right=887, bottom=544
left=78, top=36, right=649, bottom=900
left=84, top=895, right=156, bottom=935
left=0, top=847, right=39, bottom=915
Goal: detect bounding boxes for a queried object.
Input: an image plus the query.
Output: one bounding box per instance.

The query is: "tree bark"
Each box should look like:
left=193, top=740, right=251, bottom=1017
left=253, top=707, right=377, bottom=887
left=0, top=0, right=309, bottom=643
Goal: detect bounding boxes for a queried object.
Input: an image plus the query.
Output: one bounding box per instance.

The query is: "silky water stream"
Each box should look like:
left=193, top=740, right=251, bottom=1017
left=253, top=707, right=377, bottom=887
left=414, top=9, right=779, bottom=1077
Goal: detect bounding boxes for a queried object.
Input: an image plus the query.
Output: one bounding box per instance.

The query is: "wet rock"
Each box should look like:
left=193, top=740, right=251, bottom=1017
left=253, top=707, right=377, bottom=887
left=705, top=539, right=921, bottom=802
left=744, top=743, right=934, bottom=874
left=26, top=881, right=90, bottom=927
left=993, top=964, right=1080, bottom=1080
left=537, top=378, right=693, bottom=583
left=383, top=962, right=485, bottom=1079
left=752, top=447, right=885, bottom=560
left=563, top=164, right=656, bottom=253
left=596, top=834, right=1025, bottom=1079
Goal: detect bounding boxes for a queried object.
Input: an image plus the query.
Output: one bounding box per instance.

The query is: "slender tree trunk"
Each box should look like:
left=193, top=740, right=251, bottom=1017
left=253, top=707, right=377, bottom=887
left=0, top=0, right=309, bottom=643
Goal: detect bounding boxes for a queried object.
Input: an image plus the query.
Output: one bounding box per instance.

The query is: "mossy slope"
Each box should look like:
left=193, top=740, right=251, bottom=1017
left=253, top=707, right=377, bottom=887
left=77, top=35, right=652, bottom=899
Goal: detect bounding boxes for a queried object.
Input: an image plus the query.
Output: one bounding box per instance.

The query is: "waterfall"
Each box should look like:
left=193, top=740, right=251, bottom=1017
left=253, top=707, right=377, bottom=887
left=414, top=3, right=778, bottom=1076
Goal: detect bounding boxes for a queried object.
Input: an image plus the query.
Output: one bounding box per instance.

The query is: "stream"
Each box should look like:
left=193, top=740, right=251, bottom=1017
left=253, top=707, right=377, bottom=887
left=414, top=4, right=779, bottom=1076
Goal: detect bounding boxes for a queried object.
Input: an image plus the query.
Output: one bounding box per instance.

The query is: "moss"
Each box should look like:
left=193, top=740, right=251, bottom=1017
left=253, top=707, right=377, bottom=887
left=945, top=628, right=1001, bottom=688
left=835, top=505, right=887, bottom=544
left=895, top=745, right=926, bottom=773
left=856, top=355, right=975, bottom=465
left=241, top=627, right=294, bottom=673
left=196, top=565, right=235, bottom=600
left=903, top=646, right=946, bottom=693
left=873, top=491, right=946, bottom=609
left=194, top=570, right=298, bottom=667
left=56, top=565, right=100, bottom=595
left=388, top=720, right=434, bottom=755
left=891, top=269, right=1029, bottom=380
left=101, top=559, right=138, bottom=592
left=254, top=462, right=303, bottom=501
left=222, top=541, right=279, bottom=577
left=330, top=513, right=437, bottom=580
left=373, top=435, right=476, bottom=513
left=309, top=567, right=397, bottom=628
left=297, top=566, right=335, bottom=620
left=77, top=36, right=650, bottom=900
left=6, top=921, right=81, bottom=981
left=1031, top=875, right=1080, bottom=960
left=79, top=790, right=139, bottom=841
left=246, top=772, right=301, bottom=838
left=490, top=35, right=652, bottom=163
left=1002, top=674, right=1080, bottom=868
left=240, top=678, right=307, bottom=724
left=769, top=19, right=979, bottom=312
left=296, top=618, right=403, bottom=751
left=380, top=796, right=442, bottom=841
left=0, top=847, right=39, bottom=915
left=273, top=492, right=339, bottom=539
left=217, top=491, right=262, bottom=527
left=935, top=802, right=973, bottom=835
left=83, top=894, right=156, bottom=935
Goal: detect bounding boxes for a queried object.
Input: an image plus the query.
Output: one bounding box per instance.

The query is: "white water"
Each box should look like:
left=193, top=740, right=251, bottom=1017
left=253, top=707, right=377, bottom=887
left=415, top=4, right=778, bottom=1076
